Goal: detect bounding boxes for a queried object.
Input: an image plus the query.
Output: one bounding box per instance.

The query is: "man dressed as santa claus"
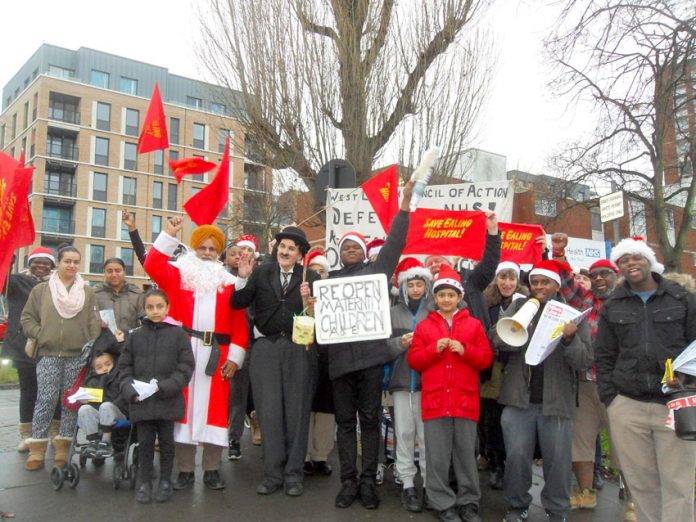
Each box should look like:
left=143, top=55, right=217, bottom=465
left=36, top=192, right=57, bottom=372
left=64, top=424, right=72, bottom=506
left=144, top=216, right=248, bottom=491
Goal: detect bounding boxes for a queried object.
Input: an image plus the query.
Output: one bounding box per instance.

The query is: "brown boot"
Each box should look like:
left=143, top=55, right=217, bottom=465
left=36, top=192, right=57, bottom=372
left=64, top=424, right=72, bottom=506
left=25, top=439, right=49, bottom=471
left=249, top=411, right=262, bottom=446
left=47, top=419, right=60, bottom=440
left=17, top=423, right=32, bottom=453
left=52, top=436, right=72, bottom=467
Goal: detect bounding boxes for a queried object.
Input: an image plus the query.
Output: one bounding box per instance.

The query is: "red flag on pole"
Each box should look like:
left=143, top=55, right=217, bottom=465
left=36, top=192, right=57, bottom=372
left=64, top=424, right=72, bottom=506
left=361, top=164, right=399, bottom=233
left=168, top=156, right=217, bottom=183
left=403, top=209, right=487, bottom=259
left=183, top=138, right=230, bottom=226
left=138, top=83, right=169, bottom=154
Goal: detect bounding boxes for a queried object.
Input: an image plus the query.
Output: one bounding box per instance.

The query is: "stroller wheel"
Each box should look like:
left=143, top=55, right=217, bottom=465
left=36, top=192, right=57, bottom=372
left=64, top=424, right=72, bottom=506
left=67, top=464, right=80, bottom=488
left=129, top=464, right=138, bottom=490
left=93, top=457, right=105, bottom=468
left=113, top=463, right=124, bottom=490
left=79, top=454, right=88, bottom=468
left=50, top=466, right=65, bottom=491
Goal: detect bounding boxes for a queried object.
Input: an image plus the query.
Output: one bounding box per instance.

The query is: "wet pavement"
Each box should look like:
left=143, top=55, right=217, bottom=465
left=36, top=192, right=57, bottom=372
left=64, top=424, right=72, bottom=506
left=0, top=387, right=629, bottom=521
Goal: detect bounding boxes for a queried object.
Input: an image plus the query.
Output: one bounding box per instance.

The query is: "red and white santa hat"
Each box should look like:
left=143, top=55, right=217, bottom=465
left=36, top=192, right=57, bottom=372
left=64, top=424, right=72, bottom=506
left=366, top=238, right=385, bottom=259
left=394, top=257, right=432, bottom=286
left=338, top=232, right=367, bottom=258
left=236, top=234, right=260, bottom=258
left=305, top=249, right=330, bottom=273
left=589, top=259, right=619, bottom=273
left=610, top=236, right=660, bottom=271
left=27, top=247, right=55, bottom=266
left=496, top=261, right=520, bottom=278
left=432, top=264, right=463, bottom=294
left=528, top=260, right=561, bottom=286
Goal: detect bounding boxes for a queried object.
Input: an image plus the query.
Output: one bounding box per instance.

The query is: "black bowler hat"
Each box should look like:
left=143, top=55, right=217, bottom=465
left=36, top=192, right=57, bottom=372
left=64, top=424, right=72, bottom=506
left=275, top=226, right=310, bottom=255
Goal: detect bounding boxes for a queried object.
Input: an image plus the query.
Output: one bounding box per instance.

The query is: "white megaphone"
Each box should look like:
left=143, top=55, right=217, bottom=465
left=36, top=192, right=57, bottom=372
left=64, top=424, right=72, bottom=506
left=497, top=298, right=540, bottom=347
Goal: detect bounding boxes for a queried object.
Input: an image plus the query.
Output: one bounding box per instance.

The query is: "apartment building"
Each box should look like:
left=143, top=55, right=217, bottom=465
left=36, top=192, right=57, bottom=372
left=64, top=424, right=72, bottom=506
left=0, top=44, right=271, bottom=283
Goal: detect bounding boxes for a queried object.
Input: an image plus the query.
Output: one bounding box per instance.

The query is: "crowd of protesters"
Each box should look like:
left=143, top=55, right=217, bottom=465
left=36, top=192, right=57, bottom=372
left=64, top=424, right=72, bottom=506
left=3, top=193, right=696, bottom=522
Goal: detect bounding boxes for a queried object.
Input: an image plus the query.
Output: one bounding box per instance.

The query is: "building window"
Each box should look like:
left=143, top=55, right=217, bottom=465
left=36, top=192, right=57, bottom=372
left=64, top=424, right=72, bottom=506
left=244, top=164, right=266, bottom=191
left=120, top=77, right=138, bottom=95
left=534, top=196, right=556, bottom=217
left=93, top=172, right=108, bottom=201
left=42, top=205, right=73, bottom=234
left=48, top=65, right=75, bottom=80
left=90, top=70, right=110, bottom=89
left=96, top=102, right=111, bottom=131
left=95, top=137, right=109, bottom=166
left=124, top=142, right=137, bottom=170
left=168, top=183, right=178, bottom=211
left=590, top=208, right=602, bottom=232
left=0, top=124, right=4, bottom=148
left=47, top=135, right=77, bottom=161
left=191, top=187, right=201, bottom=196
left=91, top=208, right=106, bottom=238
left=125, top=108, right=139, bottom=136
left=211, top=102, right=226, bottom=115
left=122, top=176, right=137, bottom=205
left=120, top=213, right=133, bottom=241
left=121, top=247, right=134, bottom=276
left=151, top=215, right=162, bottom=243
left=23, top=102, right=29, bottom=129
left=218, top=128, right=230, bottom=153
left=89, top=245, right=105, bottom=273
left=44, top=169, right=75, bottom=197
left=170, top=118, right=180, bottom=144
left=153, top=150, right=164, bottom=175
left=168, top=150, right=179, bottom=176
left=11, top=114, right=16, bottom=140
left=193, top=123, right=205, bottom=149
left=49, top=94, right=80, bottom=124
left=153, top=181, right=163, bottom=209
left=187, top=96, right=202, bottom=109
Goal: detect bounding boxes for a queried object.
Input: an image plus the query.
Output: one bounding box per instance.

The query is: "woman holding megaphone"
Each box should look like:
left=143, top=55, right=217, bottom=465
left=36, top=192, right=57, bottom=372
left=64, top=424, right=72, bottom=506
left=490, top=260, right=592, bottom=522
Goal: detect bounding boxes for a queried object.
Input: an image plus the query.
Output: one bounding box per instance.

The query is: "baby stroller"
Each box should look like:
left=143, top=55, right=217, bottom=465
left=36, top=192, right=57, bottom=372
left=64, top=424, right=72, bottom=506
left=51, top=330, right=139, bottom=491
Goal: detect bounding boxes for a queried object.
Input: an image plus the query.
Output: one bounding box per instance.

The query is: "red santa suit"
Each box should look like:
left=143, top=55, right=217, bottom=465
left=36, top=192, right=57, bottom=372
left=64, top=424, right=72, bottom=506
left=145, top=232, right=248, bottom=448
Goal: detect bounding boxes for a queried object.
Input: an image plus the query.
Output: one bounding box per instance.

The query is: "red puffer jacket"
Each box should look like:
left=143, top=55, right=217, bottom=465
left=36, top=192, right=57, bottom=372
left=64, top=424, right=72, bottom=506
left=408, top=309, right=493, bottom=422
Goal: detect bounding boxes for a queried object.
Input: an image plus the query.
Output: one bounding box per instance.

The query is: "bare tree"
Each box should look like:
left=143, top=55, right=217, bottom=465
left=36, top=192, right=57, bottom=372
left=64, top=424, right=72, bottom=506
left=546, top=0, right=696, bottom=271
left=196, top=0, right=492, bottom=189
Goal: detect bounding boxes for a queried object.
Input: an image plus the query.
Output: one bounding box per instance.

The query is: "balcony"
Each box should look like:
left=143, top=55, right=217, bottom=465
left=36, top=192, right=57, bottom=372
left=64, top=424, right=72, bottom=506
left=43, top=180, right=76, bottom=198
left=46, top=143, right=79, bottom=161
left=41, top=218, right=75, bottom=235
left=48, top=106, right=80, bottom=125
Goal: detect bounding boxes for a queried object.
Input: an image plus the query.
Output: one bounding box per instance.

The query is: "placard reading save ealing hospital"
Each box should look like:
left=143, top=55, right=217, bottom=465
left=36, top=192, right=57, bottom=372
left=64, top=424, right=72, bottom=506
left=313, top=273, right=392, bottom=345
left=325, top=180, right=514, bottom=269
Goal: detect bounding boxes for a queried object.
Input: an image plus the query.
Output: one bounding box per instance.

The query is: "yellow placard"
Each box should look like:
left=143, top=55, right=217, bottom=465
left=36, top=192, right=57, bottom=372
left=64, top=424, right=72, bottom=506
left=82, top=387, right=104, bottom=403
left=662, top=359, right=674, bottom=385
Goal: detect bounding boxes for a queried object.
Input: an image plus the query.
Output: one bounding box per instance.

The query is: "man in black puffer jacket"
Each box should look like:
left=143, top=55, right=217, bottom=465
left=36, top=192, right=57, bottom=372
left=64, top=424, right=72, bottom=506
left=329, top=182, right=413, bottom=510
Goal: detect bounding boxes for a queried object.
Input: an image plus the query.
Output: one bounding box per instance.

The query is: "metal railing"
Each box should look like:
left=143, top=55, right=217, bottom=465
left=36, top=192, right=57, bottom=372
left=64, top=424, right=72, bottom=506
left=48, top=107, right=80, bottom=125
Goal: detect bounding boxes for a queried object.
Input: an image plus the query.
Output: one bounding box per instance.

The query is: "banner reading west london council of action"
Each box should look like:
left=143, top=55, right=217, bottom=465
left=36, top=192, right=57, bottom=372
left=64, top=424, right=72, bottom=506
left=325, top=180, right=514, bottom=268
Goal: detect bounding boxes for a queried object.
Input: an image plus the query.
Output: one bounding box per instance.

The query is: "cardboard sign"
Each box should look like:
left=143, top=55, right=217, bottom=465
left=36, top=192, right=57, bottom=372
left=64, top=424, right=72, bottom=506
left=325, top=180, right=514, bottom=268
left=313, top=274, right=392, bottom=345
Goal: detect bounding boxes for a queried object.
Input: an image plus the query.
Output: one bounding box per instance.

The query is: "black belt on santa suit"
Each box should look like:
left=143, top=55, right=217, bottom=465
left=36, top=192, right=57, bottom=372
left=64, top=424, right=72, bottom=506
left=183, top=327, right=230, bottom=376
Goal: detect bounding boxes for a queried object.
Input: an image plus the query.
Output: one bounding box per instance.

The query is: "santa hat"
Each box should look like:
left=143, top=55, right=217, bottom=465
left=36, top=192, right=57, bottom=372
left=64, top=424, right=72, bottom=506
left=338, top=232, right=367, bottom=258
left=496, top=261, right=520, bottom=278
left=305, top=249, right=330, bottom=273
left=589, top=259, right=618, bottom=273
left=236, top=234, right=259, bottom=258
left=432, top=264, right=463, bottom=294
left=27, top=247, right=56, bottom=266
left=394, top=257, right=432, bottom=286
left=610, top=236, right=659, bottom=271
left=529, top=260, right=561, bottom=286
left=366, top=238, right=385, bottom=258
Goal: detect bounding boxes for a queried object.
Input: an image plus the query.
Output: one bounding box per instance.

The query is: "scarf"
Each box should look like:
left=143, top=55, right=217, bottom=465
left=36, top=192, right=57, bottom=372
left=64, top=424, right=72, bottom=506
left=49, top=271, right=86, bottom=319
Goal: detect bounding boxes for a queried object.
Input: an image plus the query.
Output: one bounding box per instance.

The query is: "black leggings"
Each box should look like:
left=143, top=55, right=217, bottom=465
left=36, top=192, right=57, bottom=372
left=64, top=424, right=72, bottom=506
left=17, top=366, right=61, bottom=424
left=137, top=420, right=175, bottom=484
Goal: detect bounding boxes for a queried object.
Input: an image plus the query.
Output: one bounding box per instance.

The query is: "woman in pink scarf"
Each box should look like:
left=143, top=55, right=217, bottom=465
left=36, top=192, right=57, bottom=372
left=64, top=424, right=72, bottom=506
left=21, top=246, right=101, bottom=471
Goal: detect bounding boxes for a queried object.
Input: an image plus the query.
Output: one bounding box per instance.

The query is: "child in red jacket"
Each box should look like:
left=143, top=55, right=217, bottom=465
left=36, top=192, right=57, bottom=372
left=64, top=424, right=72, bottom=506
left=408, top=265, right=493, bottom=522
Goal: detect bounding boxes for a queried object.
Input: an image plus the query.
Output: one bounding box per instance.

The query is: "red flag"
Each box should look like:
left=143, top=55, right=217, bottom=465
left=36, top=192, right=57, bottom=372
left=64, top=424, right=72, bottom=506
left=184, top=138, right=230, bottom=226
left=403, top=209, right=487, bottom=259
left=362, top=165, right=399, bottom=233
left=499, top=222, right=544, bottom=265
left=138, top=83, right=169, bottom=153
left=0, top=153, right=35, bottom=290
left=168, top=156, right=217, bottom=183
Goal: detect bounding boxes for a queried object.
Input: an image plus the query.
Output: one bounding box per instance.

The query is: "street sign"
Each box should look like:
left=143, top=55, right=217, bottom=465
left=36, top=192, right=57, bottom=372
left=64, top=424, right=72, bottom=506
left=314, top=159, right=356, bottom=205
left=599, top=191, right=624, bottom=223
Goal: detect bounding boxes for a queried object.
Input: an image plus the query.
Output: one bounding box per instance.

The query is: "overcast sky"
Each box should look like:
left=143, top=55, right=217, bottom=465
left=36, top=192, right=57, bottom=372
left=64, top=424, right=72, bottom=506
left=0, top=0, right=588, bottom=175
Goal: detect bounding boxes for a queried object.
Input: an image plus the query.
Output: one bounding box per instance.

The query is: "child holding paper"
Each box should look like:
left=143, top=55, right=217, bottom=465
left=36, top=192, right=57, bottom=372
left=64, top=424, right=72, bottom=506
left=407, top=265, right=493, bottom=522
left=119, top=289, right=195, bottom=504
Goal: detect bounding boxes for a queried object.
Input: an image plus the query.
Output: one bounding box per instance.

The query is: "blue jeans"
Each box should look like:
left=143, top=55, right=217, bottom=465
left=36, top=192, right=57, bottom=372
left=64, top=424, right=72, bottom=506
left=501, top=404, right=573, bottom=518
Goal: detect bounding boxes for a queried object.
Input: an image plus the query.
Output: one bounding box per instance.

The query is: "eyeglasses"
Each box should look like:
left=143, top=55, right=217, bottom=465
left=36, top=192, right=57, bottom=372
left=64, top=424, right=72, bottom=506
left=589, top=270, right=615, bottom=280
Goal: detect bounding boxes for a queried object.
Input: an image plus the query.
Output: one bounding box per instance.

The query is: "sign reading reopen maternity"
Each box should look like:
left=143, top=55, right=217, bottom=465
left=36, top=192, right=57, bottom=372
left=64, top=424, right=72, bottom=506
left=313, top=274, right=392, bottom=345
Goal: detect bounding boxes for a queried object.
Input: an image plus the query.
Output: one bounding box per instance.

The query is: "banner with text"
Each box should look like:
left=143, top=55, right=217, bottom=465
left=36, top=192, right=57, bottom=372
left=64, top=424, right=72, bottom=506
left=499, top=222, right=544, bottom=265
left=403, top=209, right=487, bottom=259
left=313, top=273, right=392, bottom=345
left=325, top=180, right=513, bottom=268
left=546, top=235, right=608, bottom=270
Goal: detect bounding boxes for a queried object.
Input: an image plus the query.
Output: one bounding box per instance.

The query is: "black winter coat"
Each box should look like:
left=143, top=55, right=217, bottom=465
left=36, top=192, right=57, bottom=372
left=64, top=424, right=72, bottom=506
left=82, top=368, right=129, bottom=414
left=595, top=275, right=696, bottom=405
left=4, top=272, right=44, bottom=368
left=327, top=210, right=409, bottom=380
left=118, top=319, right=195, bottom=423
left=459, top=232, right=501, bottom=331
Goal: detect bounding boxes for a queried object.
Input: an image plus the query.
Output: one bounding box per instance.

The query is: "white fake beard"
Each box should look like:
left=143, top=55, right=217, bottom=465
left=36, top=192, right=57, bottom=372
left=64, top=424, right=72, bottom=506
left=174, top=251, right=232, bottom=294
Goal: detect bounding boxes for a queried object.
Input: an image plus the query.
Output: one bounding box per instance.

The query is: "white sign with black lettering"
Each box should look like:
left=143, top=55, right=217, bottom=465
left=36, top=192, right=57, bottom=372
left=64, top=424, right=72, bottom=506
left=313, top=273, right=392, bottom=345
left=599, top=191, right=624, bottom=223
